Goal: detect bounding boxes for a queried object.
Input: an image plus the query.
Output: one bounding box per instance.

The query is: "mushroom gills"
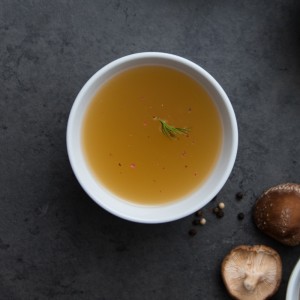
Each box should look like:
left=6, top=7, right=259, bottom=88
left=221, top=245, right=282, bottom=300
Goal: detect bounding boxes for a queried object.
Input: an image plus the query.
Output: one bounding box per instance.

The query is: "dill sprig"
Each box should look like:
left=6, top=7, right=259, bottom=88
left=156, top=118, right=190, bottom=138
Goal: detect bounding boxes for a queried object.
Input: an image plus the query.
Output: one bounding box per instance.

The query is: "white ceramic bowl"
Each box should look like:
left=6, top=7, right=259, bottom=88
left=67, top=52, right=238, bottom=223
left=286, top=259, right=300, bottom=300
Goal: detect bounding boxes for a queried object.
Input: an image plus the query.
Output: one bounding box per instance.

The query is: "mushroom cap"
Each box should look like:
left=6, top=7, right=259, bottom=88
left=253, top=183, right=300, bottom=246
left=221, top=245, right=282, bottom=300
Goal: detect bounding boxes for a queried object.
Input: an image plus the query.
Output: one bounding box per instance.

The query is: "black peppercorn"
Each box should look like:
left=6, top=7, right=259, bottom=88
left=237, top=212, right=245, bottom=220
left=188, top=229, right=197, bottom=236
left=192, top=219, right=200, bottom=226
left=195, top=210, right=203, bottom=217
left=236, top=192, right=243, bottom=200
left=216, top=210, right=224, bottom=218
left=213, top=207, right=220, bottom=214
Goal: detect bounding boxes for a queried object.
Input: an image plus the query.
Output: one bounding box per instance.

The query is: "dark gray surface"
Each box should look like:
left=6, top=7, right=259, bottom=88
left=0, top=1, right=299, bottom=299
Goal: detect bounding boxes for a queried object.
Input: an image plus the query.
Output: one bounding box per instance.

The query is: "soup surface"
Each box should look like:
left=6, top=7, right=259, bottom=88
left=82, top=65, right=222, bottom=205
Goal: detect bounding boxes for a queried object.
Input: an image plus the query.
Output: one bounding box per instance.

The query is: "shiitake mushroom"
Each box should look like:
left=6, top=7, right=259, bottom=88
left=221, top=245, right=282, bottom=300
left=253, top=183, right=300, bottom=246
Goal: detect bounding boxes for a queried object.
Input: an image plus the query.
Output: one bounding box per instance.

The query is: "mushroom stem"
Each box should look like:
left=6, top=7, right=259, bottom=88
left=243, top=274, right=261, bottom=292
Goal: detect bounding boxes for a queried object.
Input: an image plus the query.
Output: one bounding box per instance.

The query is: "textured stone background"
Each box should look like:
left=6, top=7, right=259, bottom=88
left=0, top=1, right=299, bottom=299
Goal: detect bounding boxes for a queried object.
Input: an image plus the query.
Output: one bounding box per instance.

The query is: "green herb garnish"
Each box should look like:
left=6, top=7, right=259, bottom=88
left=156, top=118, right=190, bottom=138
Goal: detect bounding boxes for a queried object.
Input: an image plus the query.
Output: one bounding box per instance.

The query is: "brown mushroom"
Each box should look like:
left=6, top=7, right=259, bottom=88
left=253, top=183, right=300, bottom=246
left=221, top=245, right=282, bottom=300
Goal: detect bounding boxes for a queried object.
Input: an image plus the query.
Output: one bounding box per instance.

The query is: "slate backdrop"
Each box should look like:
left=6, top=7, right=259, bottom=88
left=0, top=1, right=299, bottom=299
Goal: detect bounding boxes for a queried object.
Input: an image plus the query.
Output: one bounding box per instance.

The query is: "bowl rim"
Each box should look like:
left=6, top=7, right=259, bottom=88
left=286, top=258, right=300, bottom=300
left=66, top=52, right=238, bottom=223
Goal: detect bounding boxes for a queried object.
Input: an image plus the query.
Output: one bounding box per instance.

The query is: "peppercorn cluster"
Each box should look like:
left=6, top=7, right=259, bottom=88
left=188, top=191, right=245, bottom=237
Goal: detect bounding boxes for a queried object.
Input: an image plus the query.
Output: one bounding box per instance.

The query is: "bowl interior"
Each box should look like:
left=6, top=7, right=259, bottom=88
left=67, top=53, right=238, bottom=223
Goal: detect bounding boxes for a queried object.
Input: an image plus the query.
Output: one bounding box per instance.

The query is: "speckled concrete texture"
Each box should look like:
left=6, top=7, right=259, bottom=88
left=0, top=1, right=299, bottom=299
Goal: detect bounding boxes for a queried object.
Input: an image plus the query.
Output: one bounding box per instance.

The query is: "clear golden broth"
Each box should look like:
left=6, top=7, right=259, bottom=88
left=82, top=65, right=222, bottom=205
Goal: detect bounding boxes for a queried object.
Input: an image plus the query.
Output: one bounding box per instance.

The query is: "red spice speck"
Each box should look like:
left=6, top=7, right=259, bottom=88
left=143, top=121, right=148, bottom=127
left=130, top=163, right=136, bottom=169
